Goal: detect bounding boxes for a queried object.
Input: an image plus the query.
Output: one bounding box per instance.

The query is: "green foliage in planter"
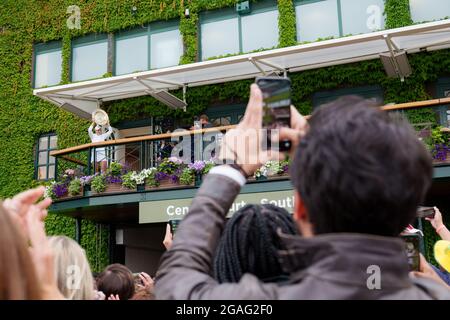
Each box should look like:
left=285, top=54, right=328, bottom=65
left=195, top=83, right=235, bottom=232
left=145, top=169, right=160, bottom=187
left=91, top=175, right=106, bottom=193
left=203, top=162, right=215, bottom=175
left=68, top=178, right=82, bottom=196
left=431, top=127, right=447, bottom=145
left=158, top=157, right=182, bottom=174
left=122, top=172, right=137, bottom=190
left=179, top=168, right=195, bottom=185
left=108, top=162, right=123, bottom=176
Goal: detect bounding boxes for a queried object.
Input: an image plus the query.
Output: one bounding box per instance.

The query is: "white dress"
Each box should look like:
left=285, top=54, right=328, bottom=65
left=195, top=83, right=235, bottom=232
left=88, top=125, right=113, bottom=161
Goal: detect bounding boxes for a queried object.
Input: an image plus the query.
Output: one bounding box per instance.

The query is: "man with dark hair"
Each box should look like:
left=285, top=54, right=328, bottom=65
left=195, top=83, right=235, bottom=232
left=155, top=84, right=450, bottom=299
left=199, top=114, right=212, bottom=129
left=97, top=264, right=135, bottom=300
left=290, top=96, right=432, bottom=237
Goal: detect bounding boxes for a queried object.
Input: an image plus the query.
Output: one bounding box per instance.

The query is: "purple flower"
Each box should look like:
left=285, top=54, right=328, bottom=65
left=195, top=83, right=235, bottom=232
left=188, top=161, right=206, bottom=173
left=155, top=172, right=169, bottom=181
left=106, top=176, right=122, bottom=184
left=168, top=157, right=183, bottom=164
left=282, top=164, right=289, bottom=173
left=170, top=174, right=179, bottom=183
left=80, top=175, right=93, bottom=185
left=53, top=183, right=68, bottom=198
left=432, top=144, right=450, bottom=161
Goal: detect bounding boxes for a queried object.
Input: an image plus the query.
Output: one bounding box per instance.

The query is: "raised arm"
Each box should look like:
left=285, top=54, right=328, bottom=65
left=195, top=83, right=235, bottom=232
left=88, top=123, right=94, bottom=140
left=101, top=125, right=113, bottom=140
left=427, top=207, right=450, bottom=241
left=155, top=84, right=306, bottom=300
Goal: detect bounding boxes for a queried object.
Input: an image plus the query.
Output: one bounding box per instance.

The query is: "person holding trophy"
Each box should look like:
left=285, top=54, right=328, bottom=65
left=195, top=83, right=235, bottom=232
left=88, top=110, right=113, bottom=173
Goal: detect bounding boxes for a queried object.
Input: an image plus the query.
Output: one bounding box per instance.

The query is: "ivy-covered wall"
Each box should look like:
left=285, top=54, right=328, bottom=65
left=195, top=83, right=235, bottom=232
left=0, top=0, right=449, bottom=270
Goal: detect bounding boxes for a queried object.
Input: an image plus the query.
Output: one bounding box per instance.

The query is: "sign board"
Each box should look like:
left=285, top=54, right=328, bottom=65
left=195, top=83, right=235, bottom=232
left=139, top=190, right=294, bottom=224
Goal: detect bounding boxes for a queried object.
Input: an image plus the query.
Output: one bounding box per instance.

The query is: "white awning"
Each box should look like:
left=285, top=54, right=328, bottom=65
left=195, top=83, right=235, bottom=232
left=33, top=19, right=450, bottom=119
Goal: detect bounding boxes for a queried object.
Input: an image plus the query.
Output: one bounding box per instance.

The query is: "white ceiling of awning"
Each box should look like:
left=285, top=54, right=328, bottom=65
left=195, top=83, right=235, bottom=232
left=33, top=19, right=450, bottom=119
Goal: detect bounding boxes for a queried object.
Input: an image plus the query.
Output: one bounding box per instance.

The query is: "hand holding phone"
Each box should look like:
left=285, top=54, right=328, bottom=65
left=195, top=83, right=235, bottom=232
left=169, top=219, right=181, bottom=235
left=256, top=76, right=292, bottom=151
left=417, top=206, right=435, bottom=219
left=400, top=233, right=421, bottom=272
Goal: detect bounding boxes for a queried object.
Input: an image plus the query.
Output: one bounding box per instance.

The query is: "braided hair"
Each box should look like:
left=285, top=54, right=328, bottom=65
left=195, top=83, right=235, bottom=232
left=213, top=204, right=299, bottom=284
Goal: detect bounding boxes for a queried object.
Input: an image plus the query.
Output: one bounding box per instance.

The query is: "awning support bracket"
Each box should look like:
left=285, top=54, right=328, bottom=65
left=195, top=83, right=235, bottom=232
left=383, top=34, right=406, bottom=82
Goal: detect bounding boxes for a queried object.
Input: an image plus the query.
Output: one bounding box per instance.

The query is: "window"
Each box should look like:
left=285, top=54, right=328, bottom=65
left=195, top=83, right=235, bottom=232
left=410, top=0, right=450, bottom=23
left=296, top=0, right=340, bottom=42
left=436, top=78, right=450, bottom=127
left=115, top=32, right=148, bottom=75
left=313, top=86, right=384, bottom=109
left=206, top=105, right=246, bottom=126
left=295, top=0, right=385, bottom=43
left=72, top=35, right=108, bottom=81
left=241, top=10, right=279, bottom=52
left=340, top=0, right=385, bottom=35
left=150, top=28, right=183, bottom=69
left=114, top=23, right=182, bottom=75
left=201, top=18, right=240, bottom=60
left=34, top=42, right=62, bottom=88
left=200, top=1, right=279, bottom=60
left=35, top=134, right=57, bottom=180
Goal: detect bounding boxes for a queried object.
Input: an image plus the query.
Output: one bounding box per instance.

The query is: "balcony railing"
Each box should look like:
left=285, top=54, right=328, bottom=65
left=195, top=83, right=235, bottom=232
left=47, top=97, right=450, bottom=202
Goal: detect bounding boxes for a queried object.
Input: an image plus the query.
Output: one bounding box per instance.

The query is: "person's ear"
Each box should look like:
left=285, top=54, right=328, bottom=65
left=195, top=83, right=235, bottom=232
left=294, top=191, right=307, bottom=221
left=294, top=191, right=314, bottom=237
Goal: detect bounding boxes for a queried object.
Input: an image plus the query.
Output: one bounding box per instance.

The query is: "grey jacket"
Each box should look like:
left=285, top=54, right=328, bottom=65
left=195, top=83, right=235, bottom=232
left=155, top=174, right=450, bottom=300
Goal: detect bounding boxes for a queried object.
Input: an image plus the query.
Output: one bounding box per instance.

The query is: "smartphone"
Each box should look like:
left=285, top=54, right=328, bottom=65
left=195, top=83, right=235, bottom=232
left=416, top=206, right=435, bottom=219
left=169, top=219, right=181, bottom=235
left=400, top=233, right=421, bottom=272
left=255, top=76, right=292, bottom=151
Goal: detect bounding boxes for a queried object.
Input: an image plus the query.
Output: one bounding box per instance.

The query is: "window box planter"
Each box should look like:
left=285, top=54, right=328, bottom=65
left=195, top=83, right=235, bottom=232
left=54, top=187, right=83, bottom=201
left=433, top=151, right=450, bottom=165
left=91, top=183, right=124, bottom=195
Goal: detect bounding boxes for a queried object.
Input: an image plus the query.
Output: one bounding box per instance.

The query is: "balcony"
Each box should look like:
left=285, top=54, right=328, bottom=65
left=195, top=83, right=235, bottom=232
left=47, top=98, right=450, bottom=223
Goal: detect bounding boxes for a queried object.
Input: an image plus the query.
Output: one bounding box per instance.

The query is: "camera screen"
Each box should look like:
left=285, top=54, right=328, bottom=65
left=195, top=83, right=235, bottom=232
left=402, top=235, right=420, bottom=272
left=258, top=78, right=291, bottom=130
left=170, top=219, right=181, bottom=235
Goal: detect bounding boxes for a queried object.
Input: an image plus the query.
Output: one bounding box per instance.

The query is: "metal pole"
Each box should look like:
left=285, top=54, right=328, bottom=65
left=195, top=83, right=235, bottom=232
left=87, top=147, right=92, bottom=175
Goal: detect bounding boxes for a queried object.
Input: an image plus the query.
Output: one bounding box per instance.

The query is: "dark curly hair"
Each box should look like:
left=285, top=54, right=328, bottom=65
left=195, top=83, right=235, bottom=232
left=213, top=204, right=299, bottom=283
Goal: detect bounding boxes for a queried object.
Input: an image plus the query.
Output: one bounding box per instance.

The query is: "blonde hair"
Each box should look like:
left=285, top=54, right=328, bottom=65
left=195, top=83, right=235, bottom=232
left=48, top=236, right=94, bottom=300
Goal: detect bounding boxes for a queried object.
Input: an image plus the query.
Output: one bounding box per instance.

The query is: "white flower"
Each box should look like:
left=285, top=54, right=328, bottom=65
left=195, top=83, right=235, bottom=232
left=131, top=168, right=157, bottom=184
left=44, top=184, right=54, bottom=199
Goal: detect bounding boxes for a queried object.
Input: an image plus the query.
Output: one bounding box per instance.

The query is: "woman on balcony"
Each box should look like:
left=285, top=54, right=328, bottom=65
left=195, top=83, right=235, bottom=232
left=88, top=123, right=113, bottom=173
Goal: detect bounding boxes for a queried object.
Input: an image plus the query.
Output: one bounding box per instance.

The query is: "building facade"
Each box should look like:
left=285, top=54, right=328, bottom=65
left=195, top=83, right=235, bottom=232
left=1, top=0, right=450, bottom=273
